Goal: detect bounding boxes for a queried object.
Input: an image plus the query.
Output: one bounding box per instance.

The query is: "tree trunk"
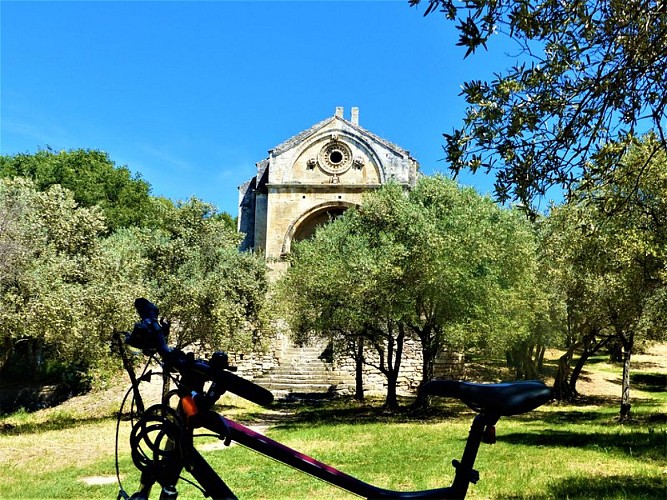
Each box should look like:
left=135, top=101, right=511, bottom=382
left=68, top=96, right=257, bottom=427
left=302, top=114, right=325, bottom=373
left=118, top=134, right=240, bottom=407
left=619, top=333, right=634, bottom=420
left=411, top=327, right=436, bottom=410
left=568, top=351, right=590, bottom=397
left=354, top=337, right=364, bottom=402
left=569, top=333, right=610, bottom=396
left=536, top=345, right=546, bottom=372
left=553, top=342, right=579, bottom=401
left=608, top=339, right=623, bottom=362
left=508, top=343, right=538, bottom=380
left=376, top=323, right=404, bottom=412
left=385, top=371, right=399, bottom=411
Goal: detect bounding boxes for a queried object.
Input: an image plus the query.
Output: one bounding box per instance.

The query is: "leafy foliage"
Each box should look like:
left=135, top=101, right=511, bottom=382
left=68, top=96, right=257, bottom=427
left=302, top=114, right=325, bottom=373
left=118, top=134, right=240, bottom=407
left=541, top=136, right=667, bottom=413
left=411, top=0, right=667, bottom=209
left=278, top=199, right=412, bottom=408
left=0, top=178, right=120, bottom=380
left=0, top=176, right=268, bottom=392
left=0, top=148, right=157, bottom=231
left=279, top=176, right=539, bottom=408
left=142, top=198, right=268, bottom=351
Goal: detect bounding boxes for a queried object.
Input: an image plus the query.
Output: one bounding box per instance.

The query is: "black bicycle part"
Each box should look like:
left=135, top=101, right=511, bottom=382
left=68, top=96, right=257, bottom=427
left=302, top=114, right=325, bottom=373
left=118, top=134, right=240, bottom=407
left=118, top=298, right=552, bottom=499
left=129, top=405, right=184, bottom=483
left=116, top=355, right=159, bottom=500
left=422, top=380, right=552, bottom=416
left=125, top=299, right=273, bottom=408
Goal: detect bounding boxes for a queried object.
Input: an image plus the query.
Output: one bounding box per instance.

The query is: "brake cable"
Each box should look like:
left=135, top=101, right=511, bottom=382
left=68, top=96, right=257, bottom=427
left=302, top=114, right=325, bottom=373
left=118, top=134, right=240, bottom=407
left=116, top=355, right=153, bottom=499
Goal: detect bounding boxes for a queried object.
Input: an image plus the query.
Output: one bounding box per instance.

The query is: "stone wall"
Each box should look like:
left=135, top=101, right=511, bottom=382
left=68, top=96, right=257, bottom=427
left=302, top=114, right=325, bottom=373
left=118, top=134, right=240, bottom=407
left=330, top=336, right=466, bottom=396
left=225, top=332, right=290, bottom=381
left=230, top=331, right=466, bottom=397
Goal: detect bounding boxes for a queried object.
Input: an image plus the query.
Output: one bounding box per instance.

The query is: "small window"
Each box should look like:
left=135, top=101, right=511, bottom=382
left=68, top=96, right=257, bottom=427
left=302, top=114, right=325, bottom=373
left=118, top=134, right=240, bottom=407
left=329, top=150, right=344, bottom=165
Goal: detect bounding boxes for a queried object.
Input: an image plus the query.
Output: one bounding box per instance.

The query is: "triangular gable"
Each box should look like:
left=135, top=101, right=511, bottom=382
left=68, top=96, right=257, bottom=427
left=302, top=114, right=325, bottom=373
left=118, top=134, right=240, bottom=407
left=270, top=117, right=335, bottom=155
left=268, top=115, right=410, bottom=159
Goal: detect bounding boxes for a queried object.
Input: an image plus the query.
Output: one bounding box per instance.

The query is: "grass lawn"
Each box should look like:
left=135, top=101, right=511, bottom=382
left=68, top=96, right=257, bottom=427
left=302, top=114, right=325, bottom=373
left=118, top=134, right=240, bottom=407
left=0, top=349, right=665, bottom=499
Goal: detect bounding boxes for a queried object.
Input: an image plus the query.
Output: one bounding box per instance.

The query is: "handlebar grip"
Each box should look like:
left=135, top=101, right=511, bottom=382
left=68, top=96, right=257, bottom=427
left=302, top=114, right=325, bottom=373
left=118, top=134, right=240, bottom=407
left=217, top=370, right=274, bottom=407
left=128, top=298, right=273, bottom=407
left=134, top=297, right=159, bottom=320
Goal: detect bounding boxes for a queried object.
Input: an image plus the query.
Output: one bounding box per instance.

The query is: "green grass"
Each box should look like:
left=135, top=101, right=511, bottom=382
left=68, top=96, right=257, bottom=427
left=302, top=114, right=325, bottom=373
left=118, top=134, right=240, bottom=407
left=1, top=398, right=664, bottom=499
left=1, top=355, right=665, bottom=499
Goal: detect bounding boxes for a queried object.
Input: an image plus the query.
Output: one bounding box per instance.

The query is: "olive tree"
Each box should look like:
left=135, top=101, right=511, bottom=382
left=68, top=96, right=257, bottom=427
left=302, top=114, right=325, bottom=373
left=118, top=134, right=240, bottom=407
left=143, top=197, right=269, bottom=352
left=411, top=0, right=667, bottom=209
left=280, top=176, right=540, bottom=409
left=392, top=176, right=539, bottom=406
left=0, top=178, right=115, bottom=384
left=279, top=206, right=414, bottom=409
left=543, top=136, right=667, bottom=416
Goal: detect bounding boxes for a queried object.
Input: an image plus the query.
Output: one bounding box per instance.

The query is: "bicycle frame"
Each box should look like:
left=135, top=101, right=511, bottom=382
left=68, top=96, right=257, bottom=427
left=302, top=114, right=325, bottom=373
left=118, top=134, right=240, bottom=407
left=118, top=299, right=550, bottom=500
left=125, top=395, right=491, bottom=500
left=207, top=411, right=488, bottom=499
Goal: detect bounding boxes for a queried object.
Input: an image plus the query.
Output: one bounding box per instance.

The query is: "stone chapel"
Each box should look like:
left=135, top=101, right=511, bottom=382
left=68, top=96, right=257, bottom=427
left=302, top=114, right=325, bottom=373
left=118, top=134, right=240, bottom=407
left=238, top=107, right=419, bottom=260
left=234, top=109, right=465, bottom=395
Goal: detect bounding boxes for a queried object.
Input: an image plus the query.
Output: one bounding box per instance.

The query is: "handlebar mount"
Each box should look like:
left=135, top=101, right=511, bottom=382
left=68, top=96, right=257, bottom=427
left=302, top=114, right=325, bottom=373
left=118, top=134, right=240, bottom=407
left=125, top=298, right=274, bottom=408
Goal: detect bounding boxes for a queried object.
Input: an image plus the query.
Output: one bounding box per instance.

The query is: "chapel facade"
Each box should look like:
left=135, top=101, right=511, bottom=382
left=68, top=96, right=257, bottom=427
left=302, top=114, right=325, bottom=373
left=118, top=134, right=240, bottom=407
left=238, top=107, right=419, bottom=259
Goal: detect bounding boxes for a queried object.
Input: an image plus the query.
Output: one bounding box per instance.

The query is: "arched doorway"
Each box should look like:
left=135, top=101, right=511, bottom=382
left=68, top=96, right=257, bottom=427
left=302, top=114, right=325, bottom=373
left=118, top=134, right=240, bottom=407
left=281, top=201, right=354, bottom=256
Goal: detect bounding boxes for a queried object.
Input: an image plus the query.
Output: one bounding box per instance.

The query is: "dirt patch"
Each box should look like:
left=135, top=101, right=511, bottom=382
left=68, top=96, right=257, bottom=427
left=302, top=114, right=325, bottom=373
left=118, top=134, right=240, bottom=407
left=24, top=368, right=167, bottom=422
left=559, top=343, right=667, bottom=399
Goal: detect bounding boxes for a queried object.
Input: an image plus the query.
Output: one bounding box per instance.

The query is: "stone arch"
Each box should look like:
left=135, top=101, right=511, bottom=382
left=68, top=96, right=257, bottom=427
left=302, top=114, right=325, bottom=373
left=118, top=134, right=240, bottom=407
left=281, top=201, right=356, bottom=256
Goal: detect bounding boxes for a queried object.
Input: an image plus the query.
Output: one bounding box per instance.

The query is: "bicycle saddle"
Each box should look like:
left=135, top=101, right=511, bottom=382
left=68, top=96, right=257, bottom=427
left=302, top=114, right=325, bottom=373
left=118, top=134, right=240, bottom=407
left=422, top=380, right=552, bottom=416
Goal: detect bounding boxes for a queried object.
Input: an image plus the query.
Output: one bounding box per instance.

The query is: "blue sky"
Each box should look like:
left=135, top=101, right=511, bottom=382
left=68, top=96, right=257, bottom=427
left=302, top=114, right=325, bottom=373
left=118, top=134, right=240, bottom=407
left=2, top=0, right=520, bottom=216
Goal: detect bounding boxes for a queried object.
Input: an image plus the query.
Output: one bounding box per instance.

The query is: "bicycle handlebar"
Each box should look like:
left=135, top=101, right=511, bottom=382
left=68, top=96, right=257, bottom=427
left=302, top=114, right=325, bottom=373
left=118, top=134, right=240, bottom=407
left=126, top=298, right=274, bottom=407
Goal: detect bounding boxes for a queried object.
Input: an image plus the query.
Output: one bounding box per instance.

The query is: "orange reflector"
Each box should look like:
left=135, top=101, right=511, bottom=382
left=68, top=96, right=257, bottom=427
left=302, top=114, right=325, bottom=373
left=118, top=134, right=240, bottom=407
left=181, top=395, right=199, bottom=418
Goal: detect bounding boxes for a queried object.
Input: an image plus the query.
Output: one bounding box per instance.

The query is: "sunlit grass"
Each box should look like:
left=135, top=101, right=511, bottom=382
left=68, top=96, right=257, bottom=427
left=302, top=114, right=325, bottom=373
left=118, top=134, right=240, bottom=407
left=1, top=399, right=664, bottom=499
left=0, top=350, right=665, bottom=499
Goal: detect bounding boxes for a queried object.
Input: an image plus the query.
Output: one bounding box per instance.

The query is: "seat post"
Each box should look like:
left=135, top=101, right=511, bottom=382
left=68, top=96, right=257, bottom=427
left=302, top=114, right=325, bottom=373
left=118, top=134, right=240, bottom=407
left=450, top=413, right=495, bottom=497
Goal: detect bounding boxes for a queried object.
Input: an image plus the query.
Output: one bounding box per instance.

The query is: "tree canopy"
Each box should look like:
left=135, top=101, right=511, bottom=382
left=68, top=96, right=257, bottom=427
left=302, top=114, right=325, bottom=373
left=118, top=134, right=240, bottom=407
left=279, top=176, right=539, bottom=408
left=0, top=178, right=119, bottom=378
left=0, top=175, right=268, bottom=394
left=411, top=0, right=667, bottom=209
left=542, top=136, right=667, bottom=416
left=0, top=148, right=158, bottom=231
left=144, top=198, right=269, bottom=351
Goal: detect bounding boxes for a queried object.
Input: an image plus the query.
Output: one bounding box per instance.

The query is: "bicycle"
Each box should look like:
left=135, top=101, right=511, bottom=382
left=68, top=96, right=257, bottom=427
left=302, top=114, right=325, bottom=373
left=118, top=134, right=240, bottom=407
left=115, top=298, right=552, bottom=499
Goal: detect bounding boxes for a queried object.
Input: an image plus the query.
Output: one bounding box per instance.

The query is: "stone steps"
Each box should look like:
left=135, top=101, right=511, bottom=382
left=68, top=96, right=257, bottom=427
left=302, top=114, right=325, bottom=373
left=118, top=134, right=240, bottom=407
left=254, top=343, right=338, bottom=396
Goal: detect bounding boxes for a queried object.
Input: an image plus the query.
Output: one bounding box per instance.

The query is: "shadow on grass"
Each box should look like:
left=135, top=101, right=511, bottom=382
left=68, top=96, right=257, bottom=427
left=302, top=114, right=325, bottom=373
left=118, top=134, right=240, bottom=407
left=241, top=392, right=666, bottom=431
left=0, top=412, right=114, bottom=435
left=531, top=409, right=616, bottom=425
left=581, top=355, right=614, bottom=365
left=548, top=474, right=666, bottom=499
left=498, top=428, right=667, bottom=461
left=263, top=396, right=468, bottom=431
left=632, top=372, right=667, bottom=392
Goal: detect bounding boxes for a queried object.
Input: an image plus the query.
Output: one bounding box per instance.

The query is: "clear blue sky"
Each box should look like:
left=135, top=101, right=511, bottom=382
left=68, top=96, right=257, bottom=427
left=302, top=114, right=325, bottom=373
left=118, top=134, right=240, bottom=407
left=2, top=0, right=519, bottom=217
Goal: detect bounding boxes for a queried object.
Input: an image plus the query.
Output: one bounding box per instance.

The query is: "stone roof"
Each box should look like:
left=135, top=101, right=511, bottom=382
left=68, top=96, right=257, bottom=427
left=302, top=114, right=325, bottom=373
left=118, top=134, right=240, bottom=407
left=255, top=159, right=269, bottom=193
left=346, top=119, right=410, bottom=158
left=268, top=115, right=411, bottom=158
